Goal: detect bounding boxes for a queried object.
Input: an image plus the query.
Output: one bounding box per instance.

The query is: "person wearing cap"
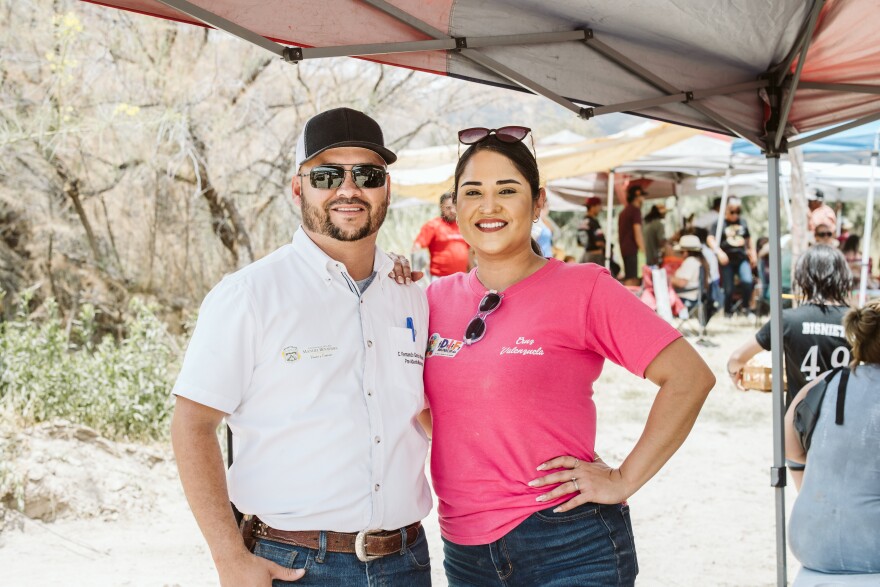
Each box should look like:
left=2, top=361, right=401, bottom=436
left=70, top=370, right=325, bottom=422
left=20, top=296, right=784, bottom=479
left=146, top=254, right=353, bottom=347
left=577, top=196, right=606, bottom=265
left=170, top=107, right=432, bottom=586
left=618, top=185, right=646, bottom=285
left=413, top=191, right=469, bottom=280
left=807, top=188, right=837, bottom=233
left=711, top=197, right=756, bottom=317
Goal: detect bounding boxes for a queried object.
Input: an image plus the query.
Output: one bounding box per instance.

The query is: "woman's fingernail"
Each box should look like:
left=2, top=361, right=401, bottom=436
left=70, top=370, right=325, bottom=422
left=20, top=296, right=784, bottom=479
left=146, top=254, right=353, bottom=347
left=552, top=507, right=561, bottom=513
left=406, top=277, right=412, bottom=285
left=397, top=276, right=404, bottom=284
left=536, top=463, right=546, bottom=471
left=536, top=495, right=547, bottom=502
left=527, top=480, right=537, bottom=487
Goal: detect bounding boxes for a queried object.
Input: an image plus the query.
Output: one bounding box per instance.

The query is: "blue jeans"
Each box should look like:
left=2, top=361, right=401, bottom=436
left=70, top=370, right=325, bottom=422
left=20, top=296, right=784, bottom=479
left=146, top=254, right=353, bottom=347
left=720, top=257, right=753, bottom=315
left=442, top=503, right=638, bottom=586
left=253, top=525, right=431, bottom=586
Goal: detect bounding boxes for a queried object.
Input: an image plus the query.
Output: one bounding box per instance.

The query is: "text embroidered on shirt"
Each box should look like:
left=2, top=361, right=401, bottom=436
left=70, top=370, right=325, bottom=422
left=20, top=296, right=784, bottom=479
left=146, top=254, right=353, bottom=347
left=500, top=336, right=544, bottom=357
left=281, top=344, right=338, bottom=362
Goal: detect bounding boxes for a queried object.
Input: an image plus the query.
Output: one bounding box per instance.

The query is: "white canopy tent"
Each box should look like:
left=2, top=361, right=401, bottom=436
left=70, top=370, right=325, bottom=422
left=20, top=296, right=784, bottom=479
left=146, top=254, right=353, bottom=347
left=78, top=1, right=880, bottom=583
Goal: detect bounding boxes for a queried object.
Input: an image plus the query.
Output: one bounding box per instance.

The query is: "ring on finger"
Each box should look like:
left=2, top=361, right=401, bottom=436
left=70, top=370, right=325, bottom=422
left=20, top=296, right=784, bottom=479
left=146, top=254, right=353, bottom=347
left=572, top=458, right=580, bottom=469
left=571, top=476, right=579, bottom=492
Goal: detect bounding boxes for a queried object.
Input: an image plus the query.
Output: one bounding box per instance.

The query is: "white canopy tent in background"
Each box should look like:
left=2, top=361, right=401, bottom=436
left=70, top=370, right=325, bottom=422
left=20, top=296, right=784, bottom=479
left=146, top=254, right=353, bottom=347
left=77, top=1, right=880, bottom=584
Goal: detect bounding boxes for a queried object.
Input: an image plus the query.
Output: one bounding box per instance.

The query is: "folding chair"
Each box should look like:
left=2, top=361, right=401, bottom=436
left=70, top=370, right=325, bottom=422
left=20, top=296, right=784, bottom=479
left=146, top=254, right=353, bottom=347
left=676, top=266, right=718, bottom=347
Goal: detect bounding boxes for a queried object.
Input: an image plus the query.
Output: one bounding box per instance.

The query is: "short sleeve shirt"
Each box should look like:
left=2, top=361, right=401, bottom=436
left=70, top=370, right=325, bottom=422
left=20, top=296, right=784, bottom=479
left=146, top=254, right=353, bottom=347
left=674, top=256, right=702, bottom=301
left=172, top=228, right=432, bottom=532
left=414, top=217, right=469, bottom=276
left=618, top=204, right=643, bottom=257
left=712, top=217, right=751, bottom=262
left=755, top=303, right=851, bottom=405
left=423, top=260, right=681, bottom=545
left=577, top=216, right=606, bottom=252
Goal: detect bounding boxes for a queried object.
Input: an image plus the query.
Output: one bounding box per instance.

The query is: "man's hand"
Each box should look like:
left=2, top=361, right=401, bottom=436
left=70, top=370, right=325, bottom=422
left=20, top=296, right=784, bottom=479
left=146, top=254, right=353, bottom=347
left=216, top=549, right=305, bottom=586
left=386, top=252, right=424, bottom=284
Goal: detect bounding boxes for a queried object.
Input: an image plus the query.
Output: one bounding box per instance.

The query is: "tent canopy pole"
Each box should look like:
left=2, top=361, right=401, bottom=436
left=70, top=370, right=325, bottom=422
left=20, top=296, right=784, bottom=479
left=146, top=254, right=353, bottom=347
left=858, top=131, right=879, bottom=307
left=604, top=170, right=616, bottom=269
left=766, top=155, right=788, bottom=587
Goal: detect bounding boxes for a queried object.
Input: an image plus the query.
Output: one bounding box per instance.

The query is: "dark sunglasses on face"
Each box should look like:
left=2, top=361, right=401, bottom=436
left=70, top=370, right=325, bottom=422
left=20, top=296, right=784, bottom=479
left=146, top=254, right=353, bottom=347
left=300, top=164, right=387, bottom=190
left=458, top=126, right=532, bottom=145
left=464, top=290, right=503, bottom=345
left=729, top=208, right=742, bottom=215
left=816, top=231, right=833, bottom=238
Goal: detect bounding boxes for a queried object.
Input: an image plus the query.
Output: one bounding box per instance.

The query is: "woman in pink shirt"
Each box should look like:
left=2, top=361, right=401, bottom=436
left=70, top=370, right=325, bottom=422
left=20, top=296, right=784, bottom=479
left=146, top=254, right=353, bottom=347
left=421, top=127, right=715, bottom=586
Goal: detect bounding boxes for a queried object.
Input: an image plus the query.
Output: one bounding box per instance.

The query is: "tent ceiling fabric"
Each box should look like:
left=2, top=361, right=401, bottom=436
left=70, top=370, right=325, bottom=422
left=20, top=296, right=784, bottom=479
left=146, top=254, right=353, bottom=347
left=81, top=0, right=880, bottom=146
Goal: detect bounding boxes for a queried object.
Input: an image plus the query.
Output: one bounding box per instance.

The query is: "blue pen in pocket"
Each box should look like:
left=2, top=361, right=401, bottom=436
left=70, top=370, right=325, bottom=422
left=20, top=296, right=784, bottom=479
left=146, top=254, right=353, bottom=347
left=405, top=317, right=416, bottom=342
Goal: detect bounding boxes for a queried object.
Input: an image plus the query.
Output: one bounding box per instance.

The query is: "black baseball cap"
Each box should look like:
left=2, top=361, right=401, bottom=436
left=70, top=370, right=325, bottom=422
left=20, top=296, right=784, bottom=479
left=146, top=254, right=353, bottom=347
left=295, top=107, right=397, bottom=169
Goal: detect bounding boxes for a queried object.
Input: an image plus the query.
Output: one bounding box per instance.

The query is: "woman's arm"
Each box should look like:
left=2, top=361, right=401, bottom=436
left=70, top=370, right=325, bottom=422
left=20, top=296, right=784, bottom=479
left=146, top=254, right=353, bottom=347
left=531, top=338, right=714, bottom=509
left=784, top=373, right=830, bottom=490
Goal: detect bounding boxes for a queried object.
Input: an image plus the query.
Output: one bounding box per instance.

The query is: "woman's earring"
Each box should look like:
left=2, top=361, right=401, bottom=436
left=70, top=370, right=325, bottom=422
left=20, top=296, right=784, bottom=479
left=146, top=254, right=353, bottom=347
left=533, top=214, right=540, bottom=223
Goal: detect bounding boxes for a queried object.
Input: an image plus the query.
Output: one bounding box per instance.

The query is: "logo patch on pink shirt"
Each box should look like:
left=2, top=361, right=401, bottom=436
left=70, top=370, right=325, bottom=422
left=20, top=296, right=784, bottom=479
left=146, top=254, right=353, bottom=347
left=426, top=333, right=463, bottom=358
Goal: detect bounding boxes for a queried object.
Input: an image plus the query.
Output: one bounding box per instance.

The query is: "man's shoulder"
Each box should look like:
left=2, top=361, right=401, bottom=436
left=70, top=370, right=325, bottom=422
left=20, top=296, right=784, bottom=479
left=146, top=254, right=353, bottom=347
left=226, top=244, right=297, bottom=283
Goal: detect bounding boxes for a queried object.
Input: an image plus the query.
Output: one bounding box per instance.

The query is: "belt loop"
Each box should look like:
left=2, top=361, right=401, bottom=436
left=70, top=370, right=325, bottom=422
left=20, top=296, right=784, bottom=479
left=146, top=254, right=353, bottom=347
left=316, top=531, right=327, bottom=563
left=399, top=526, right=408, bottom=556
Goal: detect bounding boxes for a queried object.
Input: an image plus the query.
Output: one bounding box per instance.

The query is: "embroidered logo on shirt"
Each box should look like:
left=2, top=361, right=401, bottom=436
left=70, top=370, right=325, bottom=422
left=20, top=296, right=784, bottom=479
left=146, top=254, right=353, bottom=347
left=500, top=336, right=544, bottom=357
left=426, top=333, right=463, bottom=358
left=281, top=344, right=338, bottom=362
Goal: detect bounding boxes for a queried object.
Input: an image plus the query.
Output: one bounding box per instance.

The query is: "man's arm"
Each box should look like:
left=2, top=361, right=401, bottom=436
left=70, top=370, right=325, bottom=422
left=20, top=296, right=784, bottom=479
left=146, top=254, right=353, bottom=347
left=171, top=396, right=304, bottom=586
left=633, top=223, right=645, bottom=253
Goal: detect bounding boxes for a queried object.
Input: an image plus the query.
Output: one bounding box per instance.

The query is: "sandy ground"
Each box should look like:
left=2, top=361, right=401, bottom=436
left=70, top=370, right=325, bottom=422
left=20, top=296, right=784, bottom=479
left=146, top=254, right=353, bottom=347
left=0, top=318, right=804, bottom=586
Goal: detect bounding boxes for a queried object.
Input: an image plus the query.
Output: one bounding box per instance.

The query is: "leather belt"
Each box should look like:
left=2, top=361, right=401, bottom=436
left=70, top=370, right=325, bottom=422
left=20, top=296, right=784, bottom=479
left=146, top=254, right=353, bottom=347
left=246, top=516, right=421, bottom=563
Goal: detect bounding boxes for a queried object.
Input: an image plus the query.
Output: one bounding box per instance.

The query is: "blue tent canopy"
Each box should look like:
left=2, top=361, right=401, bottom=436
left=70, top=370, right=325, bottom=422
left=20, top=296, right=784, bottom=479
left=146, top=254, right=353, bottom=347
left=733, top=121, right=880, bottom=164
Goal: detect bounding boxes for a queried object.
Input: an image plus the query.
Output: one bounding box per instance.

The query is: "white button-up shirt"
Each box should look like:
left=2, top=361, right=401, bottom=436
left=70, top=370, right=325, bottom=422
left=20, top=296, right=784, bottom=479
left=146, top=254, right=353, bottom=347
left=172, top=228, right=431, bottom=532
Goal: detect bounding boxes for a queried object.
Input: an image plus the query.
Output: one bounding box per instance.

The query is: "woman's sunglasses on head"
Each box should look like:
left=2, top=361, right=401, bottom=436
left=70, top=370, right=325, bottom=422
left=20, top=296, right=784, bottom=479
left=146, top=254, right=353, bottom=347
left=300, top=164, right=387, bottom=190
left=457, top=126, right=536, bottom=158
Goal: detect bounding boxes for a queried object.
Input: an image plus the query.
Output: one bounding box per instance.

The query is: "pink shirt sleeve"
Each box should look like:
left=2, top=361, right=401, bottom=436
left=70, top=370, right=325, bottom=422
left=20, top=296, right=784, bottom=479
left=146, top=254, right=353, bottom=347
left=582, top=269, right=682, bottom=377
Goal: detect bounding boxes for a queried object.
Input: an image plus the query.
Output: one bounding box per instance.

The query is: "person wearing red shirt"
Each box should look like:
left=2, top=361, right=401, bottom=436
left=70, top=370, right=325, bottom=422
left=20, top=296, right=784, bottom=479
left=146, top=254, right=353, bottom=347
left=413, top=191, right=470, bottom=279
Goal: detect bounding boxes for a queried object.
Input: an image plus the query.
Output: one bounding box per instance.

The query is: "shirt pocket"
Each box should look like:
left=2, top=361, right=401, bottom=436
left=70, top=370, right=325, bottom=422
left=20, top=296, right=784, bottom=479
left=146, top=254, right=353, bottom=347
left=386, top=326, right=425, bottom=399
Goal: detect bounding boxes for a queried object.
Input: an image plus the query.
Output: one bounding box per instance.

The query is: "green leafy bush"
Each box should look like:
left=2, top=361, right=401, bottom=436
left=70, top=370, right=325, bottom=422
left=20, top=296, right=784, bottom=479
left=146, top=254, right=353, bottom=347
left=0, top=294, right=178, bottom=441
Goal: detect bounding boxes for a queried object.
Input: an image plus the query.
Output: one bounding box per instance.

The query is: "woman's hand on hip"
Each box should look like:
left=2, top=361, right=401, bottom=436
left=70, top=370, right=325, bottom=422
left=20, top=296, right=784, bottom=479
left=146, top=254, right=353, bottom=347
left=528, top=454, right=631, bottom=512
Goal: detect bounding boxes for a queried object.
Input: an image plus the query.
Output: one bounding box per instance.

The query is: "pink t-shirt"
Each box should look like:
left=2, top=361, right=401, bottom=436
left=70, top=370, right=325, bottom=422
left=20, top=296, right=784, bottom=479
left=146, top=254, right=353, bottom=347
left=424, top=260, right=681, bottom=545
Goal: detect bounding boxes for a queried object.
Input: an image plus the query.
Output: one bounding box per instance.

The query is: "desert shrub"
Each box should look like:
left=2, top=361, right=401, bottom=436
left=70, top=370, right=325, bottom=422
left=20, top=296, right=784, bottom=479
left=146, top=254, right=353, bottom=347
left=0, top=294, right=178, bottom=441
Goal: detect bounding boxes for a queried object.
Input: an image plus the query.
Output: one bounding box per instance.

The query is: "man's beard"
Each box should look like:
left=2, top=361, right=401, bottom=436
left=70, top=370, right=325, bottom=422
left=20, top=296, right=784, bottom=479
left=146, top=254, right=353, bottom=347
left=441, top=212, right=456, bottom=223
left=301, top=194, right=389, bottom=242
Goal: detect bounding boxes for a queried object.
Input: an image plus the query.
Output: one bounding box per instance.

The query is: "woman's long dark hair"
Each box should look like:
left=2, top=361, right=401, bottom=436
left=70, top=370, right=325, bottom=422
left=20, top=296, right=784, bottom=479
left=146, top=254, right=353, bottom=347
left=795, top=245, right=852, bottom=305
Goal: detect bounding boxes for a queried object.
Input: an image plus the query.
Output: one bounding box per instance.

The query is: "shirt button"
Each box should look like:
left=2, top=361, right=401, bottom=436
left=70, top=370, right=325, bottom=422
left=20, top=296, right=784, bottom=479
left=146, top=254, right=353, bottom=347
left=374, top=484, right=380, bottom=492
left=367, top=340, right=373, bottom=348
left=367, top=390, right=373, bottom=397
left=374, top=436, right=381, bottom=444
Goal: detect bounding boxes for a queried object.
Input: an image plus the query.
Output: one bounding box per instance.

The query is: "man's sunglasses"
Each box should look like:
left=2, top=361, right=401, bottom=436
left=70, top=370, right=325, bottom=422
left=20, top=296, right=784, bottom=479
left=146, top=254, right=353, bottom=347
left=300, top=164, right=387, bottom=190
left=464, top=290, right=503, bottom=345
left=729, top=208, right=742, bottom=215
left=816, top=231, right=833, bottom=238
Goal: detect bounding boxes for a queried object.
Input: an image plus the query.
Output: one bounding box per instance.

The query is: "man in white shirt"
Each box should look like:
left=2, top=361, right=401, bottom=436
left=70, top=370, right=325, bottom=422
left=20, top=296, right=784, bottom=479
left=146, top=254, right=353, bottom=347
left=171, top=108, right=432, bottom=586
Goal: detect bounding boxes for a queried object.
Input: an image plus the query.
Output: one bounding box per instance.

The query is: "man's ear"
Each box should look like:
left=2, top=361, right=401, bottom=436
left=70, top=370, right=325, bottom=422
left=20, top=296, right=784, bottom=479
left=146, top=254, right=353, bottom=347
left=385, top=173, right=392, bottom=205
left=292, top=174, right=303, bottom=207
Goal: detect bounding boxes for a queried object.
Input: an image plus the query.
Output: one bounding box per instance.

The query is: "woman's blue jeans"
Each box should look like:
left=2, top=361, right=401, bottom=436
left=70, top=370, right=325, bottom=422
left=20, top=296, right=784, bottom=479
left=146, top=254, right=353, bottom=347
left=720, top=257, right=754, bottom=315
left=442, top=503, right=638, bottom=586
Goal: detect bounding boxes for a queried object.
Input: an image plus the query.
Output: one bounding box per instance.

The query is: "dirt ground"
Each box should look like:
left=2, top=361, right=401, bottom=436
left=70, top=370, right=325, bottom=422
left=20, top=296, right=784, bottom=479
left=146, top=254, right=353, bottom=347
left=0, top=319, right=804, bottom=586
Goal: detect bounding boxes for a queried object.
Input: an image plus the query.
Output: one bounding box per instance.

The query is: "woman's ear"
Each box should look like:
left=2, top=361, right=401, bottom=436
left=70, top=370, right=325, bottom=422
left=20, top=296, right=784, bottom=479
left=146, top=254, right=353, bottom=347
left=536, top=187, right=547, bottom=216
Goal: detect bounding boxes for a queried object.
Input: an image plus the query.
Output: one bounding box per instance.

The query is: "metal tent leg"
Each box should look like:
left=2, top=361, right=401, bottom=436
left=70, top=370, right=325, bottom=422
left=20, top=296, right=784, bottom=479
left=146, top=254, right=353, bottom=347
left=767, top=155, right=788, bottom=587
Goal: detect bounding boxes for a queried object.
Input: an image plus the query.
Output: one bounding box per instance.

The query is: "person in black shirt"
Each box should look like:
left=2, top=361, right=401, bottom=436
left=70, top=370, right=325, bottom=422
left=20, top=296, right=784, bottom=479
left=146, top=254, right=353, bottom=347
left=711, top=197, right=757, bottom=316
left=577, top=196, right=606, bottom=265
left=727, top=245, right=853, bottom=406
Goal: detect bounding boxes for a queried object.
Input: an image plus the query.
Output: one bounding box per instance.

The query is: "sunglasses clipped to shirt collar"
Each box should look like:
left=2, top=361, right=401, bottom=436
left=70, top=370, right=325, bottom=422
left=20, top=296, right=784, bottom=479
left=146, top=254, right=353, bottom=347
left=300, top=164, right=387, bottom=190
left=464, top=290, right=503, bottom=345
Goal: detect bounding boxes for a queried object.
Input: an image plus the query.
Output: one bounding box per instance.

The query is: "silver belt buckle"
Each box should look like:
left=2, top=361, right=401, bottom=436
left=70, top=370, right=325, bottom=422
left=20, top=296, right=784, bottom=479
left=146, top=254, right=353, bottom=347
left=355, top=529, right=382, bottom=562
